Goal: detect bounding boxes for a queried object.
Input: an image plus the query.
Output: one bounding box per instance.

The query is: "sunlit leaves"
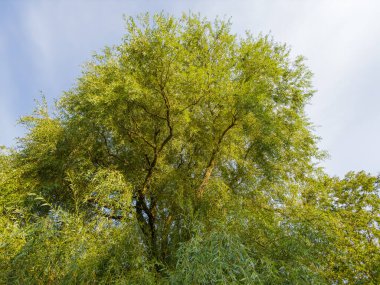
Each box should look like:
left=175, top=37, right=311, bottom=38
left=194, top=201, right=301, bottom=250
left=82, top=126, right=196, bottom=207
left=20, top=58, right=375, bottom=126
left=0, top=13, right=378, bottom=284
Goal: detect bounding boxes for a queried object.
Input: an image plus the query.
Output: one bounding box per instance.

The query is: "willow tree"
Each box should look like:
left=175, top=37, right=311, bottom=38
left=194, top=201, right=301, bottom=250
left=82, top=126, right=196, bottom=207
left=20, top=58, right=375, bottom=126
left=1, top=13, right=379, bottom=284
left=57, top=12, right=317, bottom=260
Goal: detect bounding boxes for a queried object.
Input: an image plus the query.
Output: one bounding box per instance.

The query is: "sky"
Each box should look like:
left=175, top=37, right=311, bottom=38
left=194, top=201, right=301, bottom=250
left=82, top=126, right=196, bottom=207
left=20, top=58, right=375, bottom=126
left=1, top=0, right=379, bottom=177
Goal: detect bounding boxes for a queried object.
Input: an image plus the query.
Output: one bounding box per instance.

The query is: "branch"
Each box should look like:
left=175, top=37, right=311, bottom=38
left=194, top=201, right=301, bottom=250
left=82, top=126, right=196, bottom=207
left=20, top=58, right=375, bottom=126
left=158, top=88, right=173, bottom=153
left=100, top=132, right=126, bottom=164
left=135, top=102, right=166, bottom=121
left=178, top=95, right=205, bottom=113
left=127, top=115, right=157, bottom=149
left=127, top=129, right=156, bottom=149
left=197, top=114, right=237, bottom=198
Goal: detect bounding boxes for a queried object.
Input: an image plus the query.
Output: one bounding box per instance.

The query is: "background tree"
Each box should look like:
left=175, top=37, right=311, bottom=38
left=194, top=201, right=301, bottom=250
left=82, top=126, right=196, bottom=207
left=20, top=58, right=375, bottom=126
left=0, top=13, right=378, bottom=284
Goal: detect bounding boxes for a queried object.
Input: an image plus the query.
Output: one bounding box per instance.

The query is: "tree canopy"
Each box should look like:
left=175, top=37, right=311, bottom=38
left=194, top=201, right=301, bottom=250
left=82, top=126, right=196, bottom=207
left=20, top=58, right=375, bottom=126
left=1, top=13, right=379, bottom=284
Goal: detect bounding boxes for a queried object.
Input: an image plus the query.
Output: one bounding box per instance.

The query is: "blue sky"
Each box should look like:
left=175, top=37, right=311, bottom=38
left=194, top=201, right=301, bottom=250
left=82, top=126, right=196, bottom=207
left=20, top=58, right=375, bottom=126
left=1, top=0, right=379, bottom=177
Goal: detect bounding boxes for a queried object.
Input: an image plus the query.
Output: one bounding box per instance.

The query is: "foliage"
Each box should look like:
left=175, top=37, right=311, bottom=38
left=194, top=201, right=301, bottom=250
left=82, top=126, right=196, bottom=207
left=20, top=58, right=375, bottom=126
left=0, top=13, right=379, bottom=284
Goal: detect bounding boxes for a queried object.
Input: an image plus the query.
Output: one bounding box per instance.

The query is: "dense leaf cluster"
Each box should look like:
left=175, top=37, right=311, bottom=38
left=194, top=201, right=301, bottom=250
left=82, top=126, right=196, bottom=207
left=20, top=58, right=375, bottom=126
left=1, top=14, right=379, bottom=284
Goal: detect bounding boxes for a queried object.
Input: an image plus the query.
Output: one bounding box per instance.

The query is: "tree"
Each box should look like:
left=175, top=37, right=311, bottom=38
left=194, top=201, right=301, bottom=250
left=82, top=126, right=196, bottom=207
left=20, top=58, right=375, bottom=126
left=0, top=13, right=379, bottom=284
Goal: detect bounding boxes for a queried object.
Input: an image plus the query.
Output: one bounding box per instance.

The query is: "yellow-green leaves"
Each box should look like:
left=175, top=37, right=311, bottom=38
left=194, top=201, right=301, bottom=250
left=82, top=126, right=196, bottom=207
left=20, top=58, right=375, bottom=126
left=1, top=13, right=378, bottom=284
